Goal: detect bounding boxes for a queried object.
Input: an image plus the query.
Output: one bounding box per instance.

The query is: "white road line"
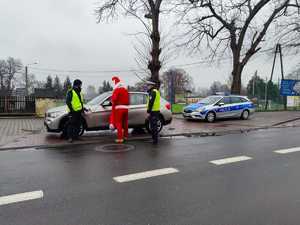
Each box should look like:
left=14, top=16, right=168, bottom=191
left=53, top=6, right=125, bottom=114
left=113, top=168, right=179, bottom=183
left=274, top=147, right=300, bottom=154
left=210, top=156, right=252, bottom=165
left=0, top=190, right=44, bottom=206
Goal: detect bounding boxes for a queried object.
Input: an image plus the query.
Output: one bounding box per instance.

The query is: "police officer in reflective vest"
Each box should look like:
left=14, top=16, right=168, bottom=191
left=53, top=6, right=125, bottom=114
left=66, top=79, right=85, bottom=143
left=146, top=80, right=161, bottom=144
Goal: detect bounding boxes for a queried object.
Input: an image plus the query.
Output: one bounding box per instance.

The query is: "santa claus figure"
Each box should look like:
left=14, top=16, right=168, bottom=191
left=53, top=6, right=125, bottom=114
left=110, top=76, right=129, bottom=143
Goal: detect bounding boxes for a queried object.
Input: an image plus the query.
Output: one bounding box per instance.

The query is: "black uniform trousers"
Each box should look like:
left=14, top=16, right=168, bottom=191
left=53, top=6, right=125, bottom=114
left=149, top=111, right=160, bottom=143
left=67, top=111, right=83, bottom=140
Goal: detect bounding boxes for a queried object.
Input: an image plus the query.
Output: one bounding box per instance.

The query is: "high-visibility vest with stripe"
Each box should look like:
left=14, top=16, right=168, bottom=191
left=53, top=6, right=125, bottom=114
left=70, top=89, right=83, bottom=112
left=147, top=89, right=160, bottom=112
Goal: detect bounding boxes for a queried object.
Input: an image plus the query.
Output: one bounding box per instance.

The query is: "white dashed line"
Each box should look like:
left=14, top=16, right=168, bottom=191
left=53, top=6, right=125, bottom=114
left=210, top=156, right=252, bottom=165
left=0, top=190, right=44, bottom=206
left=114, top=168, right=179, bottom=183
left=274, top=147, right=300, bottom=154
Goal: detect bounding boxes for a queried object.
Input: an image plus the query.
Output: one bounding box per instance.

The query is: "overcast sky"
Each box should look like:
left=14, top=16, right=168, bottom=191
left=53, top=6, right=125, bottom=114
left=0, top=0, right=299, bottom=91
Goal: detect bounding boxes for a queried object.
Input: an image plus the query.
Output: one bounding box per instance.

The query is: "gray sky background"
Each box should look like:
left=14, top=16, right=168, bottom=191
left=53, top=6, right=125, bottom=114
left=0, top=0, right=299, bottom=91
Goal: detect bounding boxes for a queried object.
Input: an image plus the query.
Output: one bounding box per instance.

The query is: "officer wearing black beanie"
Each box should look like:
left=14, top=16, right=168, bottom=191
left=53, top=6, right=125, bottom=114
left=65, top=79, right=86, bottom=143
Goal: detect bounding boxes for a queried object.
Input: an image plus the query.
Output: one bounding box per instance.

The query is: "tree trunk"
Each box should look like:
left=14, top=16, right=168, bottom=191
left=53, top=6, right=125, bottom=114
left=148, top=9, right=161, bottom=86
left=0, top=75, right=3, bottom=90
left=231, top=63, right=244, bottom=94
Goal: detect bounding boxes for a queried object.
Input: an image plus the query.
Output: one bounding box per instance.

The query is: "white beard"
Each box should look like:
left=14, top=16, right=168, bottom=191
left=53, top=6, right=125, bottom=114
left=114, top=82, right=126, bottom=89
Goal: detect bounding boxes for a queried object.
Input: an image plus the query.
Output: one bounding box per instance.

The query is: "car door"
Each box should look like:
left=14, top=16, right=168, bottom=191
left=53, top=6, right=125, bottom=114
left=229, top=96, right=244, bottom=117
left=215, top=96, right=231, bottom=118
left=128, top=93, right=148, bottom=126
left=87, top=96, right=112, bottom=129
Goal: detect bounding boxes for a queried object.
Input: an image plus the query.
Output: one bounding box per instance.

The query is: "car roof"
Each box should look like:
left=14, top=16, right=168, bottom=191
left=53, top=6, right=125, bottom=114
left=209, top=95, right=248, bottom=98
left=105, top=91, right=147, bottom=94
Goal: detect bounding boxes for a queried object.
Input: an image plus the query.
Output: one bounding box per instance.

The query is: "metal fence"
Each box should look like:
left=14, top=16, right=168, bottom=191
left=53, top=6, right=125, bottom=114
left=0, top=96, right=36, bottom=115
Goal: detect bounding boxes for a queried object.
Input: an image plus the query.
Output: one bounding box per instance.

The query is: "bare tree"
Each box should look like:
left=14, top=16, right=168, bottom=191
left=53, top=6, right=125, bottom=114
left=178, top=0, right=300, bottom=94
left=162, top=68, right=193, bottom=93
left=161, top=68, right=194, bottom=102
left=95, top=0, right=175, bottom=85
left=274, top=3, right=300, bottom=50
left=17, top=73, right=38, bottom=95
left=6, top=57, right=23, bottom=91
left=0, top=60, right=7, bottom=90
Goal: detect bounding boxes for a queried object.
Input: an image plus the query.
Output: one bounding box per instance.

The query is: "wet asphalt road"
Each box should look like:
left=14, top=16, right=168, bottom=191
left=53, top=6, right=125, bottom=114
left=1, top=127, right=300, bottom=225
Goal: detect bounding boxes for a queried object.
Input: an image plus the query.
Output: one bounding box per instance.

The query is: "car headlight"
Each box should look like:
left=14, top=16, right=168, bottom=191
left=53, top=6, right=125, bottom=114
left=47, top=111, right=64, bottom=118
left=196, top=107, right=206, bottom=112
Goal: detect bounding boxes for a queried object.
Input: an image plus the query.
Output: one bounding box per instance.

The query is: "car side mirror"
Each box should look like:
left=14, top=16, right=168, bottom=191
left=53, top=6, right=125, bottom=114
left=102, top=100, right=111, bottom=107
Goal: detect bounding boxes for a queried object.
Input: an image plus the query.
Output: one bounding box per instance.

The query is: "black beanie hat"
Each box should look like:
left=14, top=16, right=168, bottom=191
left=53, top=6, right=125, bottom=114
left=73, top=79, right=82, bottom=86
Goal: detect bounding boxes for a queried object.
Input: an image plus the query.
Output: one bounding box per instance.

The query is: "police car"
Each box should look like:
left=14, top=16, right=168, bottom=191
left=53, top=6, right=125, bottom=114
left=183, top=95, right=255, bottom=122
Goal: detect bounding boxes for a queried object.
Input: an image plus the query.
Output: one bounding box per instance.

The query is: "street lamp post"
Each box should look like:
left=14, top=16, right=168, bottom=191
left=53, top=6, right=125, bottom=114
left=25, top=62, right=38, bottom=96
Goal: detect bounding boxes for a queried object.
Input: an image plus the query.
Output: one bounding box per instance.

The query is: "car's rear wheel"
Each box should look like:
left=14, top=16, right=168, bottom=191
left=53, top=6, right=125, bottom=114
left=206, top=111, right=216, bottom=123
left=146, top=115, right=164, bottom=134
left=241, top=110, right=250, bottom=120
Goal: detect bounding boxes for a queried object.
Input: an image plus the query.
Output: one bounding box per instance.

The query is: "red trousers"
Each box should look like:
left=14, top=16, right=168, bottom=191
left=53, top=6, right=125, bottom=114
left=115, top=109, right=128, bottom=140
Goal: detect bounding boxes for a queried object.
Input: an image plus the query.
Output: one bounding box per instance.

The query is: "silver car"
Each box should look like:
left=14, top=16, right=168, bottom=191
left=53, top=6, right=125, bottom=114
left=183, top=95, right=255, bottom=122
left=44, top=91, right=172, bottom=135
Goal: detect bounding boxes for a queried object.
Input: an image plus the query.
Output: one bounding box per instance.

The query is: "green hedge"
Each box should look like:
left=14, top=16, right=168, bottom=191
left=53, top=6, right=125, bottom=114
left=172, top=104, right=186, bottom=114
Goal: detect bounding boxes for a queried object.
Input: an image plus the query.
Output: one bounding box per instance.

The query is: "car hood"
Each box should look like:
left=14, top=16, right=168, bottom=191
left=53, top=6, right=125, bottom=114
left=185, top=103, right=206, bottom=111
left=46, top=104, right=94, bottom=113
left=47, top=105, right=68, bottom=113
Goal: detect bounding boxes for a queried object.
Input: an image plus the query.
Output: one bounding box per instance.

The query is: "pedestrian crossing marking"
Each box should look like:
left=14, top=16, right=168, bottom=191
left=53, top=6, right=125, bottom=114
left=0, top=190, right=43, bottom=206
left=113, top=167, right=179, bottom=183
left=274, top=147, right=300, bottom=154
left=210, top=156, right=252, bottom=165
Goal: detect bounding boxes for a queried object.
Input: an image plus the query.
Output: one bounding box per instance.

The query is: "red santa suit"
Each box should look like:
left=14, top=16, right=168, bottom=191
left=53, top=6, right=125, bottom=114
left=110, top=76, right=129, bottom=142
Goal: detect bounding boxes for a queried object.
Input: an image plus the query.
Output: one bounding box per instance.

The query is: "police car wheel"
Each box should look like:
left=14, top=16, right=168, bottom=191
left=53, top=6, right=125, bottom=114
left=206, top=112, right=216, bottom=123
left=241, top=110, right=249, bottom=120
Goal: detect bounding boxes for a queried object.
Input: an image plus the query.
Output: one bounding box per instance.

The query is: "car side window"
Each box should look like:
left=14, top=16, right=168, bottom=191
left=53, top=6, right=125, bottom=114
left=219, top=97, right=231, bottom=105
left=230, top=97, right=242, bottom=104
left=130, top=94, right=147, bottom=105
left=240, top=97, right=248, bottom=103
left=102, top=97, right=112, bottom=106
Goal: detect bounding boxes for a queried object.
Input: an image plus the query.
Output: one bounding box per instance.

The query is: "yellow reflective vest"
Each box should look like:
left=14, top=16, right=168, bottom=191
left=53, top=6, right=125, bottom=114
left=147, top=89, right=160, bottom=112
left=70, top=89, right=83, bottom=112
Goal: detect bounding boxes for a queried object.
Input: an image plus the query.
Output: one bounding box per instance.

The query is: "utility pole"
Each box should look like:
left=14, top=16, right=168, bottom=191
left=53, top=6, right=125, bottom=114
left=265, top=44, right=286, bottom=110
left=253, top=70, right=257, bottom=97
left=169, top=71, right=175, bottom=112
left=24, top=61, right=38, bottom=96
left=25, top=66, right=28, bottom=96
left=265, top=77, right=268, bottom=110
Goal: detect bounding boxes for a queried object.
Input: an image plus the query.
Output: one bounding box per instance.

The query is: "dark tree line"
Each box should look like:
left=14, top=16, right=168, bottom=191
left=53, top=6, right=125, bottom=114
left=247, top=74, right=280, bottom=102
left=43, top=75, right=72, bottom=98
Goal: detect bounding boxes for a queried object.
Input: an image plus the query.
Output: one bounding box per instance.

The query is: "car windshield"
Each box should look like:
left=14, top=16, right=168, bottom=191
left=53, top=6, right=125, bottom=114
left=198, top=96, right=222, bottom=105
left=86, top=92, right=111, bottom=105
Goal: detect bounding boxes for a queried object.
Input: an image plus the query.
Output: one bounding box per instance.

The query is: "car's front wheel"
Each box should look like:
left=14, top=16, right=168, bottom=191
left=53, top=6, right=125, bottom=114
left=146, top=116, right=164, bottom=134
left=206, top=111, right=216, bottom=123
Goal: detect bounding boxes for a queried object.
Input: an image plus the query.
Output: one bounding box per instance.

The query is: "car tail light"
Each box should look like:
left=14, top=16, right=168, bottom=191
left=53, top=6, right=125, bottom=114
left=165, top=103, right=171, bottom=110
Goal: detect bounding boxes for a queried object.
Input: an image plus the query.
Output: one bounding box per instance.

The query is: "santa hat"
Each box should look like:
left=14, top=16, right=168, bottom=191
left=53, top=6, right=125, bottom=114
left=112, top=76, right=121, bottom=85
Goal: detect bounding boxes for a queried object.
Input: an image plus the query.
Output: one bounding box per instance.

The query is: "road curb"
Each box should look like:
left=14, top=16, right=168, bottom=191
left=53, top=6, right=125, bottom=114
left=271, top=117, right=300, bottom=126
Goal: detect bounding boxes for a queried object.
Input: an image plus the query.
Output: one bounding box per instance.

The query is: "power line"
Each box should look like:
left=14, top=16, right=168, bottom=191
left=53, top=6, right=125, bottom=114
left=29, top=67, right=144, bottom=74
left=27, top=46, right=284, bottom=74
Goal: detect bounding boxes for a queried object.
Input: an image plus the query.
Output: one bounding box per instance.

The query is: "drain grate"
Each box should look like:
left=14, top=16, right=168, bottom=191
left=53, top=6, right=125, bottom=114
left=95, top=144, right=135, bottom=153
